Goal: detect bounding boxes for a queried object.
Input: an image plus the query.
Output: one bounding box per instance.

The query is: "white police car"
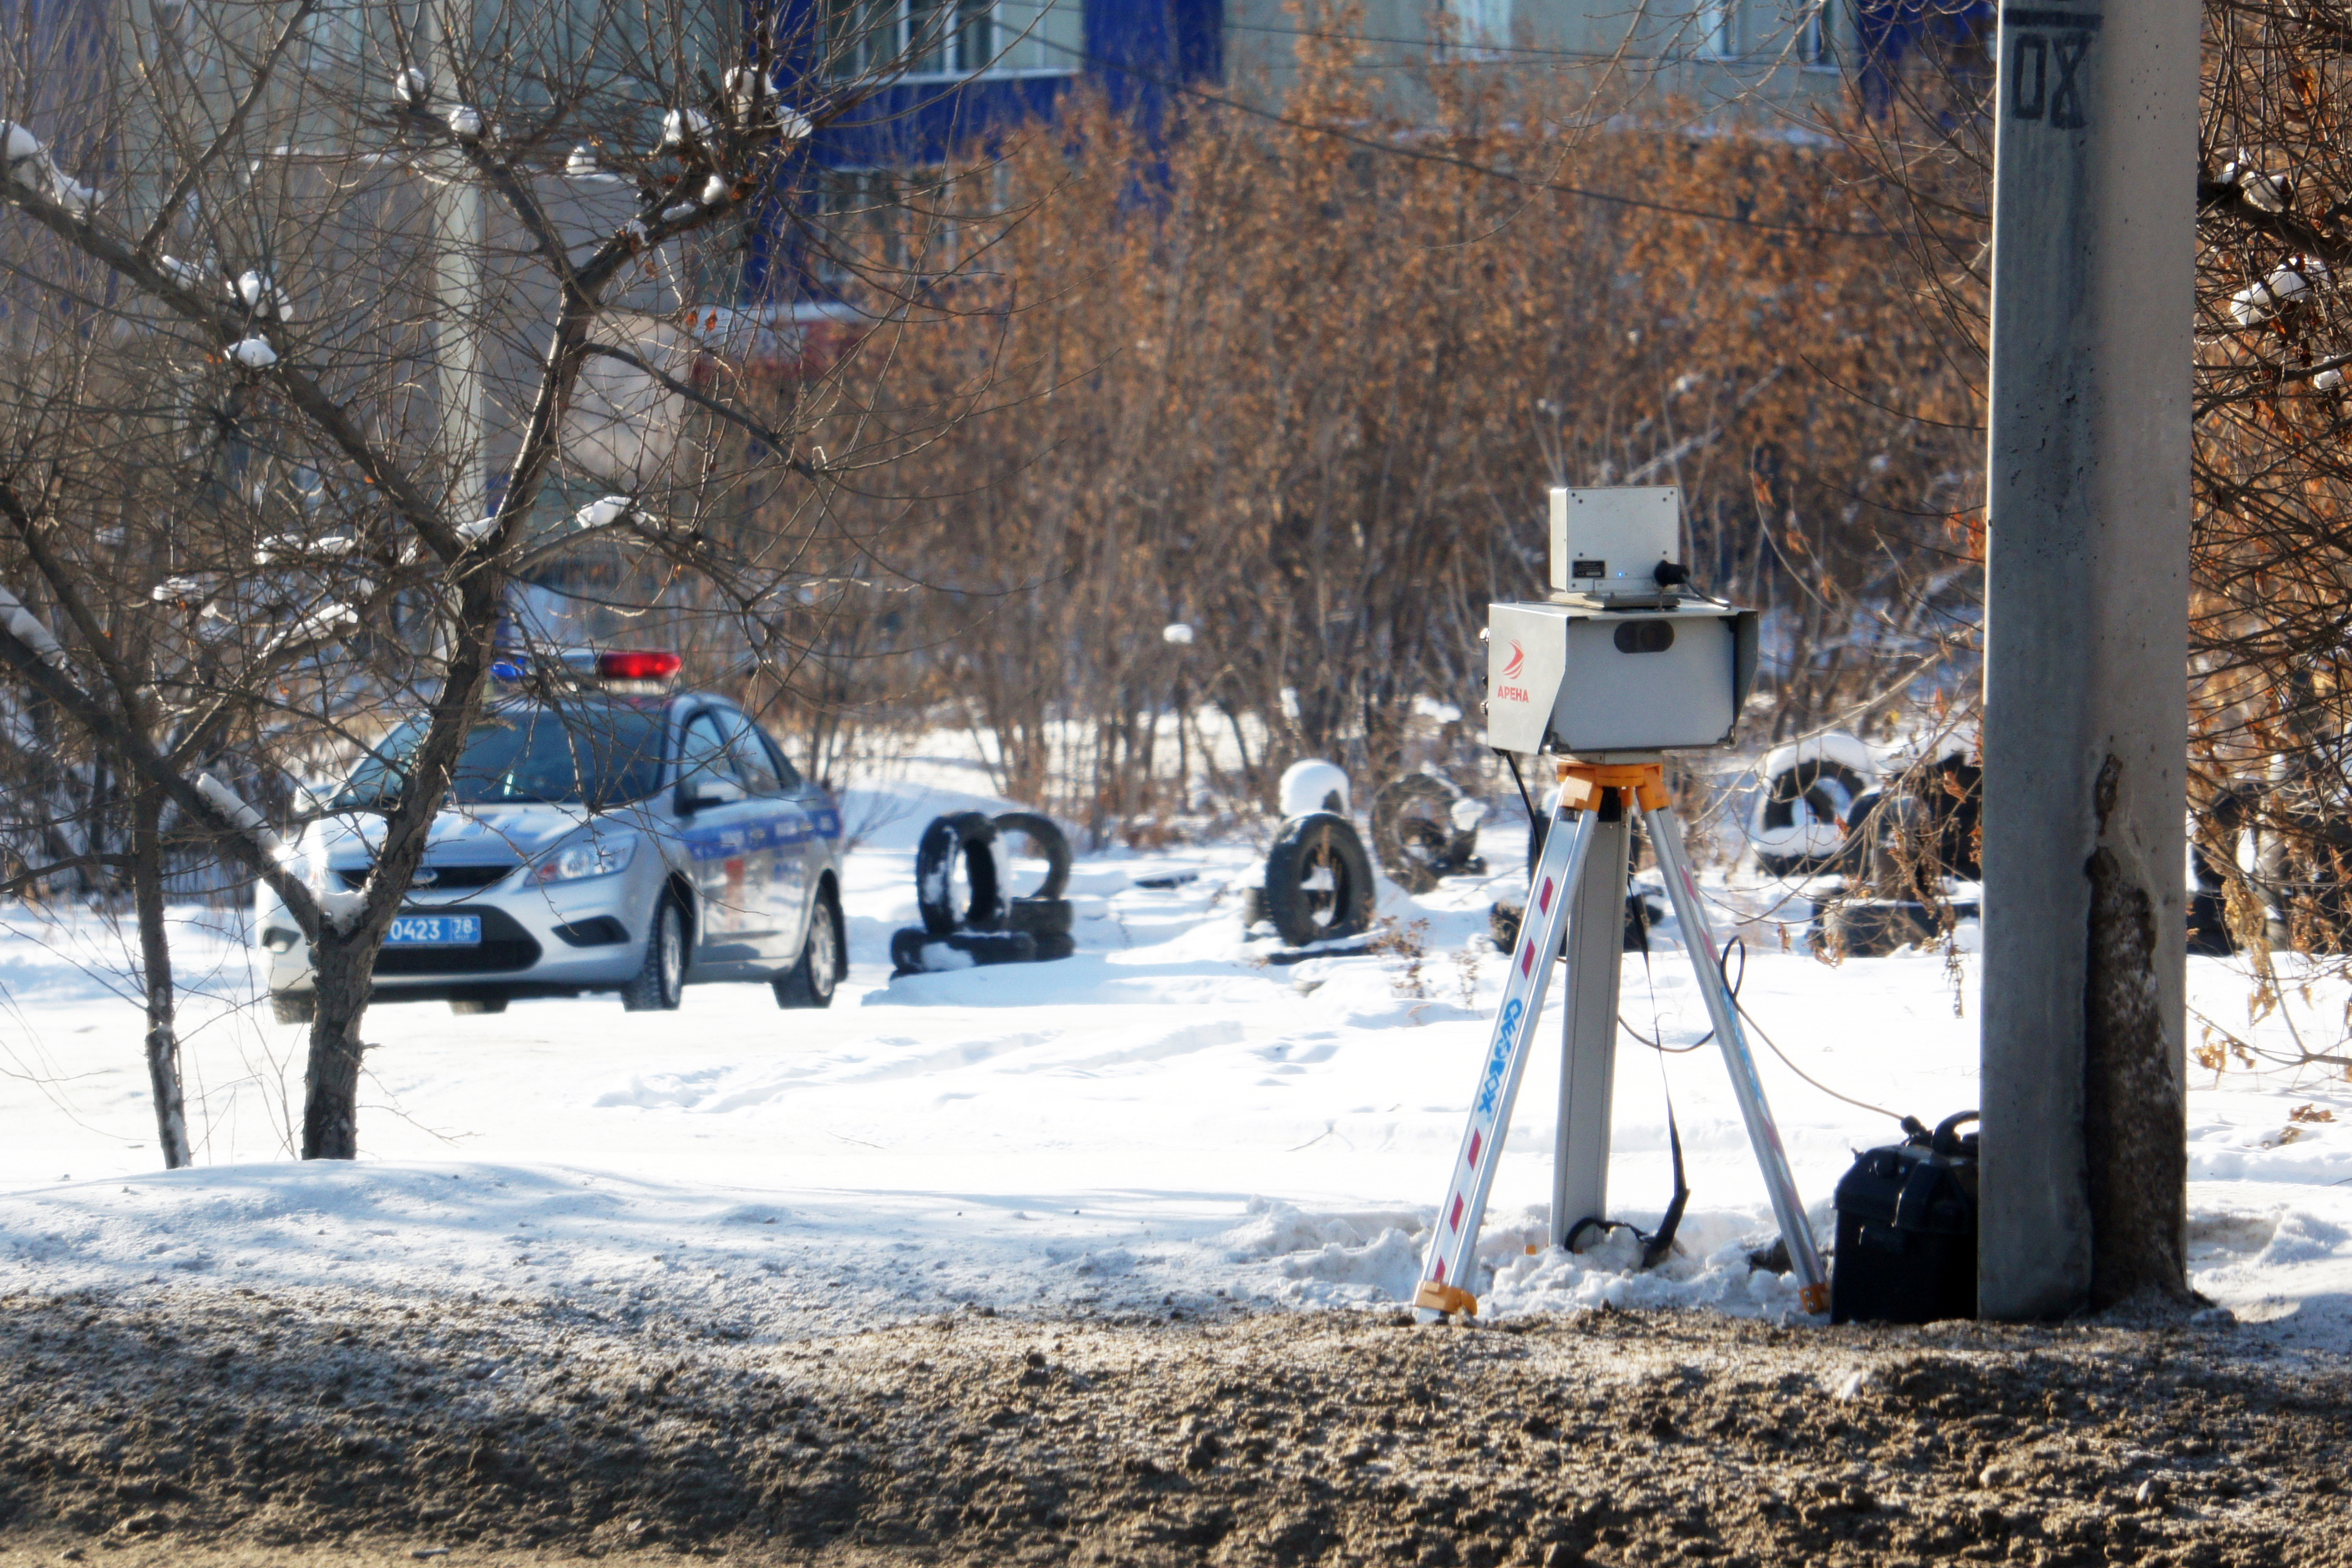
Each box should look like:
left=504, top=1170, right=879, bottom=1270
left=257, top=651, right=845, bottom=1019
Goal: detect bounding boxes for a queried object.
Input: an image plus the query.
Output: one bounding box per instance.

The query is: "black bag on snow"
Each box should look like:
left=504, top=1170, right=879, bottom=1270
left=1829, top=1111, right=1979, bottom=1325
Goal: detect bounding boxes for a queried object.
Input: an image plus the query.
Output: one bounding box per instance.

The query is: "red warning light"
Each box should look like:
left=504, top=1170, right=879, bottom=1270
left=596, top=650, right=682, bottom=681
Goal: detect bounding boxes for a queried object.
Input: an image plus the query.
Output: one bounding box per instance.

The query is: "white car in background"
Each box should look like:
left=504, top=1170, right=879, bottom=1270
left=258, top=652, right=845, bottom=1019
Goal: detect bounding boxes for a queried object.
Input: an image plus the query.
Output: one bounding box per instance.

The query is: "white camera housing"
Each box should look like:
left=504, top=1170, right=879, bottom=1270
left=1487, top=486, right=1758, bottom=756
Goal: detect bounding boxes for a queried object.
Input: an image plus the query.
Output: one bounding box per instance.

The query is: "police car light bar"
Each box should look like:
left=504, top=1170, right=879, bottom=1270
left=596, top=650, right=682, bottom=681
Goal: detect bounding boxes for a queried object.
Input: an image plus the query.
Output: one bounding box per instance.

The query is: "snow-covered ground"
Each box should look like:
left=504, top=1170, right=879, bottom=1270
left=3, top=754, right=2349, bottom=1348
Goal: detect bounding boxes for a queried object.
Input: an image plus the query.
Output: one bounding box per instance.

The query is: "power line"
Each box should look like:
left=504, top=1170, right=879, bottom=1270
left=1017, top=39, right=1891, bottom=242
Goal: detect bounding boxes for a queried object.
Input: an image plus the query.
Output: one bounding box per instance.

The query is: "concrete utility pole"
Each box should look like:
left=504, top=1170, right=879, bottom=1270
left=1980, top=0, right=2200, bottom=1318
left=423, top=3, right=487, bottom=526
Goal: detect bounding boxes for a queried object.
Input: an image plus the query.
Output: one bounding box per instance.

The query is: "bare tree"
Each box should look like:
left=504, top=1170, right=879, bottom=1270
left=0, top=0, right=972, bottom=1158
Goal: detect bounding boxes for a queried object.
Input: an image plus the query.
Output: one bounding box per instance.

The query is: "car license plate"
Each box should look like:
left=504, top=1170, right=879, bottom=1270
left=384, top=913, right=482, bottom=947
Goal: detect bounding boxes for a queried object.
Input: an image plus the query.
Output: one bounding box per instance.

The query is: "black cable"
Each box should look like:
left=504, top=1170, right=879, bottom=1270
left=1500, top=749, right=1538, bottom=827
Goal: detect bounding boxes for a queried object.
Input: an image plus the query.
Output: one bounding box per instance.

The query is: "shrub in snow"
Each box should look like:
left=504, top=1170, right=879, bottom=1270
left=446, top=106, right=485, bottom=144
left=457, top=515, right=499, bottom=543
left=2316, top=367, right=2344, bottom=392
left=394, top=66, right=429, bottom=106
left=1278, top=758, right=1351, bottom=818
left=230, top=335, right=277, bottom=368
left=1162, top=621, right=1194, bottom=645
left=660, top=202, right=697, bottom=224
left=0, top=121, right=38, bottom=166
left=701, top=173, right=731, bottom=206
left=565, top=145, right=601, bottom=177
left=160, top=255, right=205, bottom=287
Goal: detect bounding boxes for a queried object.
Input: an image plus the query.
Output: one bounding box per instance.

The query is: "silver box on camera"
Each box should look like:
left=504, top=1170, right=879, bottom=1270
left=1550, top=486, right=1680, bottom=596
left=1488, top=487, right=1759, bottom=756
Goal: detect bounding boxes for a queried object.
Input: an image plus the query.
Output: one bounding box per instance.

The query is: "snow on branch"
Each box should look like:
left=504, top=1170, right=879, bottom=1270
left=0, top=120, right=100, bottom=215
left=0, top=584, right=73, bottom=670
left=194, top=772, right=292, bottom=867
left=268, top=600, right=359, bottom=653
left=573, top=494, right=637, bottom=529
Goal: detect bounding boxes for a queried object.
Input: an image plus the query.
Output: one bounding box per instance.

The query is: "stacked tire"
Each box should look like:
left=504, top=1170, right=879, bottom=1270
left=891, top=810, right=1075, bottom=976
left=994, top=811, right=1075, bottom=961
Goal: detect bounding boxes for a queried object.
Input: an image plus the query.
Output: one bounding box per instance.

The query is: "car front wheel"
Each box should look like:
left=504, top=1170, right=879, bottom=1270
left=621, top=898, right=688, bottom=1012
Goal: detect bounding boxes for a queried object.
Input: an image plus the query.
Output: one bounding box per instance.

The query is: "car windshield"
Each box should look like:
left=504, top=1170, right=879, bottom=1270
left=335, top=704, right=669, bottom=808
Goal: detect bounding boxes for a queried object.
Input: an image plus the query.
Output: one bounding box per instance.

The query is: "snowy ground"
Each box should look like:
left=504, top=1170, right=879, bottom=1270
left=3, top=753, right=2349, bottom=1349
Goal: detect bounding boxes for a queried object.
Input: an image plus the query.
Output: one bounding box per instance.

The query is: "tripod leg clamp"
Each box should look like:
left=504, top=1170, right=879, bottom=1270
left=1799, top=1282, right=1829, bottom=1315
left=1413, top=1281, right=1479, bottom=1317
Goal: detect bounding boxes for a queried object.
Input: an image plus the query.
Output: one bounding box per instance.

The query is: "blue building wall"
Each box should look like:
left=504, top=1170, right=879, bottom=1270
left=748, top=1, right=1219, bottom=300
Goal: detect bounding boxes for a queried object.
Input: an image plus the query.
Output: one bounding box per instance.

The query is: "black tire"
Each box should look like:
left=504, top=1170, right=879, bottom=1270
left=1755, top=758, right=1873, bottom=878
left=621, top=897, right=688, bottom=1011
left=890, top=925, right=1038, bottom=976
left=774, top=882, right=845, bottom=1009
left=271, top=991, right=315, bottom=1025
left=1262, top=812, right=1377, bottom=948
left=1006, top=897, right=1074, bottom=936
left=449, top=994, right=508, bottom=1015
left=915, top=812, right=1005, bottom=934
left=991, top=812, right=1071, bottom=900
left=1372, top=775, right=1479, bottom=895
left=1818, top=898, right=1939, bottom=958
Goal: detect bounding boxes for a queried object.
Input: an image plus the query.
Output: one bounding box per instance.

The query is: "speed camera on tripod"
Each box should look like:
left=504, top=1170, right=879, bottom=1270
left=1486, top=486, right=1759, bottom=756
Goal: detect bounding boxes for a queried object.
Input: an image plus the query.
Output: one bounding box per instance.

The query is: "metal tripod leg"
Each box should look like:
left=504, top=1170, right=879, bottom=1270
left=1644, top=804, right=1831, bottom=1311
left=1552, top=799, right=1630, bottom=1247
left=1413, top=802, right=1596, bottom=1318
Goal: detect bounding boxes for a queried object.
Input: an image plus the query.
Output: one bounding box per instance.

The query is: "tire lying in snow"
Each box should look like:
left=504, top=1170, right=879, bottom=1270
left=1007, top=897, right=1074, bottom=937
left=1371, top=773, right=1485, bottom=895
left=890, top=926, right=1038, bottom=976
left=914, top=812, right=1005, bottom=934
left=1750, top=732, right=1877, bottom=878
left=1262, top=812, right=1376, bottom=948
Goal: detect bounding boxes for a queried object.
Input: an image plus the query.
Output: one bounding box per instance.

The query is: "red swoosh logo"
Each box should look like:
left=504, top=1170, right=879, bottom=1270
left=1500, top=640, right=1525, bottom=680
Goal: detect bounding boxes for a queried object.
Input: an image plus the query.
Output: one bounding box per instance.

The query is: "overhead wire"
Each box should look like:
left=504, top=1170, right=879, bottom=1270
left=1018, top=38, right=1896, bottom=241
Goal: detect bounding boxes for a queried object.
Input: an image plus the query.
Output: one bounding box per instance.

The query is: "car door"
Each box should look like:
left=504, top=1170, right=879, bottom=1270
left=675, top=708, right=771, bottom=971
left=718, top=706, right=809, bottom=965
left=758, top=728, right=832, bottom=940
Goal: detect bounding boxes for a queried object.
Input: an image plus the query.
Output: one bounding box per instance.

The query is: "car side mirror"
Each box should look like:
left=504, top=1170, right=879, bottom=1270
left=675, top=776, right=745, bottom=813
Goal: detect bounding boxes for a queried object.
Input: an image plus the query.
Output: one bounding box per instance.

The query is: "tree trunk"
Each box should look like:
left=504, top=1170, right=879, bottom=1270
left=129, top=784, right=191, bottom=1169
left=301, top=930, right=372, bottom=1160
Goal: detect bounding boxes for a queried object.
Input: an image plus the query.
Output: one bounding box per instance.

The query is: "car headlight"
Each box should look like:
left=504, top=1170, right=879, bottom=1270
left=532, top=835, right=637, bottom=883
